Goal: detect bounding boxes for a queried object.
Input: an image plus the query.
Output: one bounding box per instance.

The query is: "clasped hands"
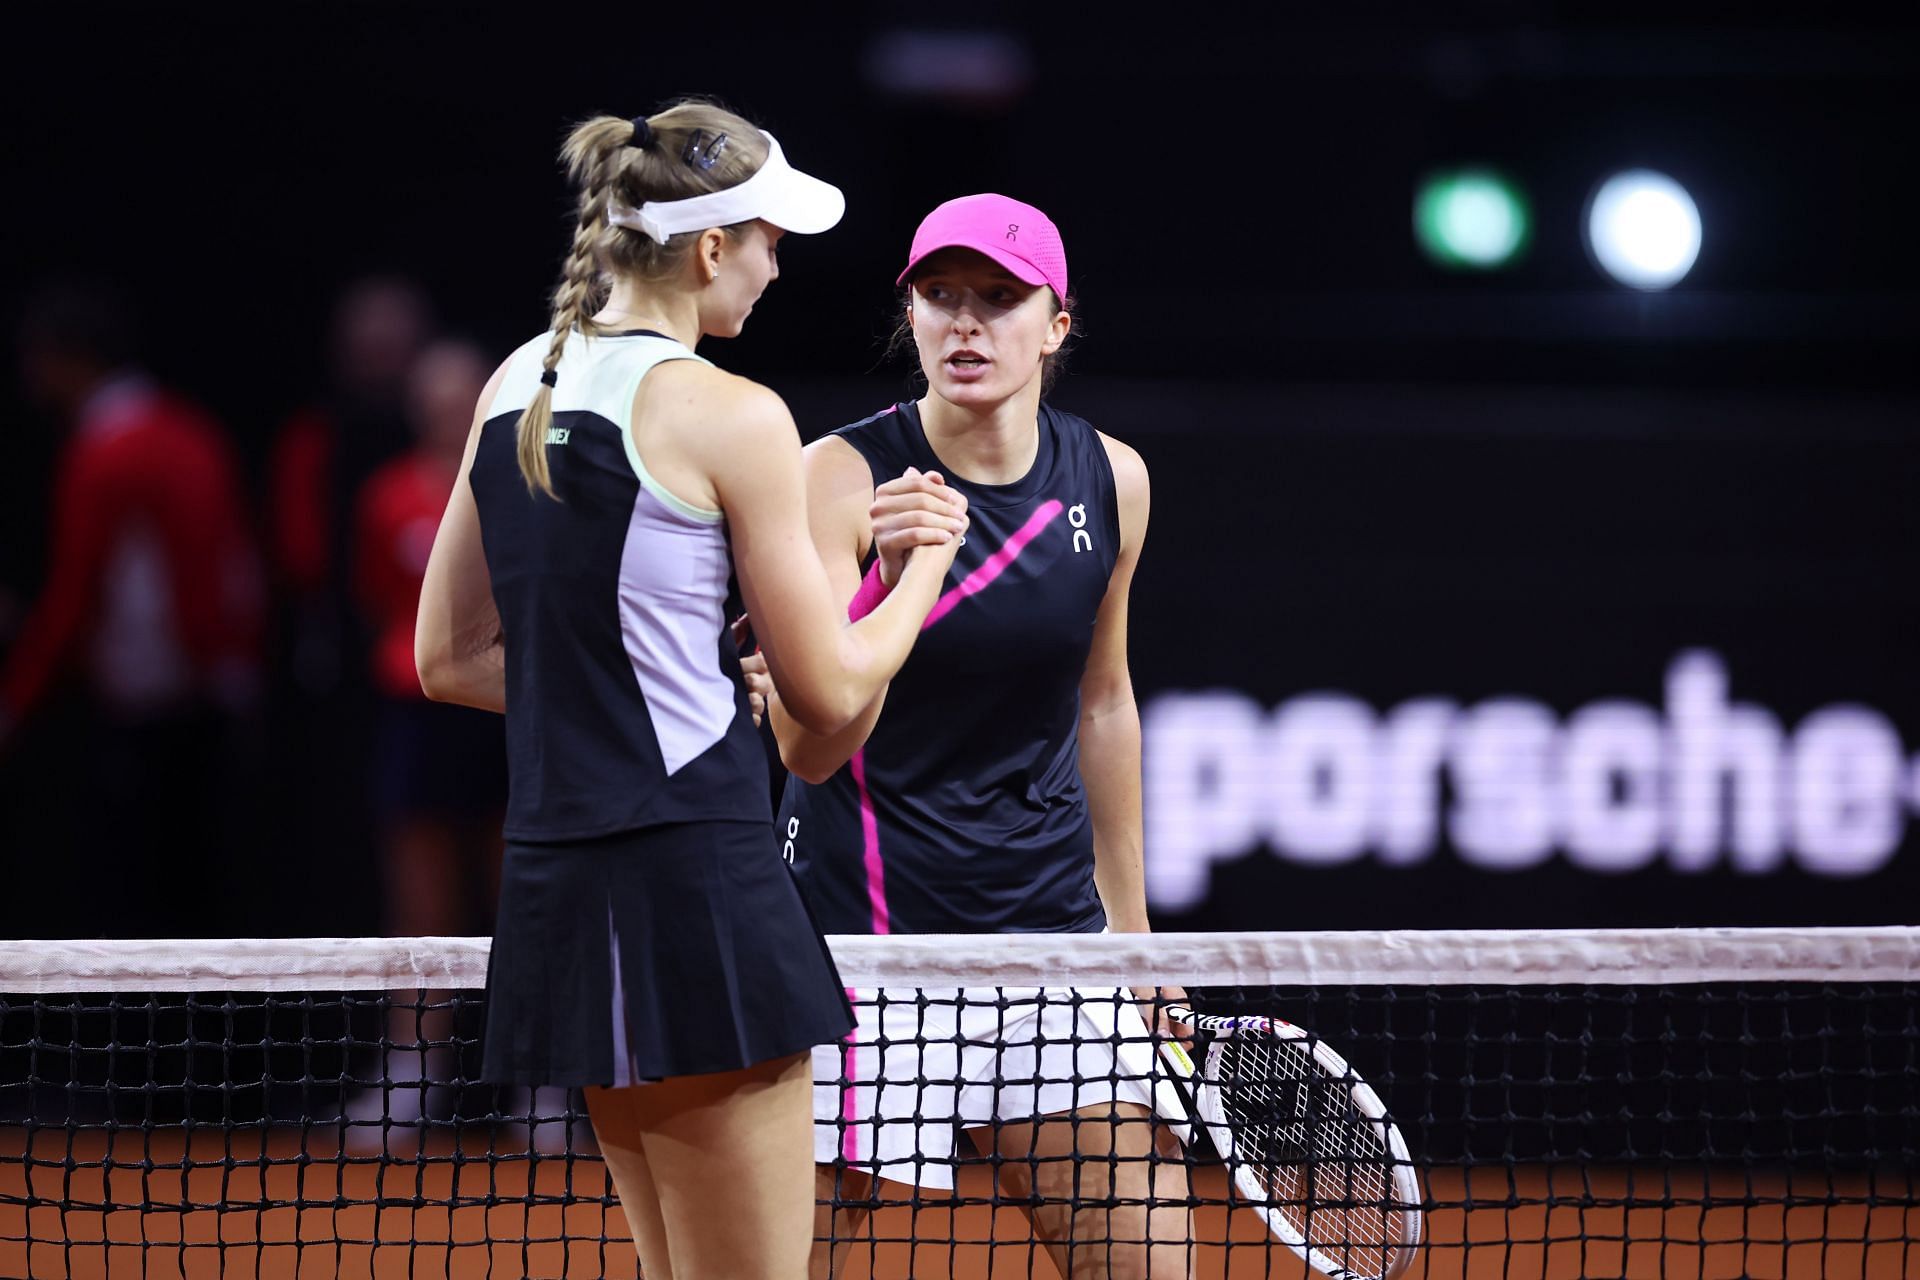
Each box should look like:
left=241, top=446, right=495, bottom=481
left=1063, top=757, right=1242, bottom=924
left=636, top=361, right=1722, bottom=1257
left=736, top=468, right=966, bottom=726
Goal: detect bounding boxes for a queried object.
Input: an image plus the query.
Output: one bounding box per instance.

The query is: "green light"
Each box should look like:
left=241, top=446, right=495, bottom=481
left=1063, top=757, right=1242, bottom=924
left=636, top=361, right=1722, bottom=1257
left=1414, top=169, right=1532, bottom=270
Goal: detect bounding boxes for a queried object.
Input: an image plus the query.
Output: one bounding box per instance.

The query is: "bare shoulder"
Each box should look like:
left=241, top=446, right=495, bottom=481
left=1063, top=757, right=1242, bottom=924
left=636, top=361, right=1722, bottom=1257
left=1096, top=430, right=1150, bottom=504
left=483, top=353, right=514, bottom=398
left=646, top=359, right=786, bottom=418
left=646, top=361, right=796, bottom=449
left=470, top=353, right=516, bottom=425
left=803, top=434, right=876, bottom=502
left=460, top=354, right=520, bottom=461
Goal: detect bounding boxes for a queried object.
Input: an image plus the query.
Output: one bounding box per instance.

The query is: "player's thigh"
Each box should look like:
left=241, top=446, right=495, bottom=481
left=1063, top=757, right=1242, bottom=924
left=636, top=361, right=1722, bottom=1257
left=584, top=1085, right=674, bottom=1279
left=981, top=1102, right=1191, bottom=1280
left=812, top=1163, right=875, bottom=1280
left=982, top=1098, right=1157, bottom=1171
left=626, top=1052, right=817, bottom=1280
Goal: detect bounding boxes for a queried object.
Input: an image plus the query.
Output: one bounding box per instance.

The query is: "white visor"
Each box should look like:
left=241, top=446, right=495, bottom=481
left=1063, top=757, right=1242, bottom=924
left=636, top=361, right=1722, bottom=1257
left=607, top=131, right=844, bottom=244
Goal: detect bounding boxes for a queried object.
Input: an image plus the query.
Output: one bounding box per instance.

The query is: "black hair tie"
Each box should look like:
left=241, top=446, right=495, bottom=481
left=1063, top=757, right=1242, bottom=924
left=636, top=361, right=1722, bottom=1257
left=539, top=369, right=558, bottom=388
left=628, top=116, right=653, bottom=149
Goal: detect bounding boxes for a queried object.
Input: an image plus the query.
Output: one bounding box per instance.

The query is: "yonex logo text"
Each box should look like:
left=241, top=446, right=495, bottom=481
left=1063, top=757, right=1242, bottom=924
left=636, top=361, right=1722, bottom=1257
left=545, top=427, right=571, bottom=445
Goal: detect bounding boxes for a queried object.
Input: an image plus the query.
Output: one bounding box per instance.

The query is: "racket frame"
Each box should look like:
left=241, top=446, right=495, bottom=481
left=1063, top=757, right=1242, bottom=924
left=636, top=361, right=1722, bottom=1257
left=1153, top=1005, right=1423, bottom=1280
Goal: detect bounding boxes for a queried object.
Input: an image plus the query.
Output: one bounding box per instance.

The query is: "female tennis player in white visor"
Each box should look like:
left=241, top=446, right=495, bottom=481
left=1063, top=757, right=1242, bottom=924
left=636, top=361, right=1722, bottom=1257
left=416, top=99, right=965, bottom=1279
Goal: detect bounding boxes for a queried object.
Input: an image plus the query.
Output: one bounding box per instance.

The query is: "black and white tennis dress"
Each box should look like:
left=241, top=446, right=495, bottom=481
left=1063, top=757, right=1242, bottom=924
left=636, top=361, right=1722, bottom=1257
left=470, top=329, right=852, bottom=1086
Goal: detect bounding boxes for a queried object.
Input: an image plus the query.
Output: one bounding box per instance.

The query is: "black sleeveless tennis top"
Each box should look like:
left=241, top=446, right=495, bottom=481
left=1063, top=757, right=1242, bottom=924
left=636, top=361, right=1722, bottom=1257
left=779, top=399, right=1120, bottom=934
left=470, top=330, right=768, bottom=842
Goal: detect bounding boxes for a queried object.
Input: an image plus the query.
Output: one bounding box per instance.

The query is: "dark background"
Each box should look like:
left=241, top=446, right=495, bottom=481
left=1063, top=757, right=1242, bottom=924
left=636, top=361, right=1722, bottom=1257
left=1, top=3, right=1915, bottom=937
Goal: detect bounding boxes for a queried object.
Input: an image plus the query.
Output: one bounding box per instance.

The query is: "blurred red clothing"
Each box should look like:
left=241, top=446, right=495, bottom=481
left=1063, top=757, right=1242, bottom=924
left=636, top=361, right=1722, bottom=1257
left=1, top=377, right=263, bottom=724
left=269, top=406, right=335, bottom=595
left=353, top=452, right=456, bottom=700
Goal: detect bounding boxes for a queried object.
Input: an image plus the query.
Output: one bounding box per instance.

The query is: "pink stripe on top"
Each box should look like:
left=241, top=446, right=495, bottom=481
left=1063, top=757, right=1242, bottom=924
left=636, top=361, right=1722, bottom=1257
left=844, top=745, right=886, bottom=1162
left=849, top=748, right=889, bottom=935
left=839, top=992, right=862, bottom=1161
left=921, top=499, right=1064, bottom=630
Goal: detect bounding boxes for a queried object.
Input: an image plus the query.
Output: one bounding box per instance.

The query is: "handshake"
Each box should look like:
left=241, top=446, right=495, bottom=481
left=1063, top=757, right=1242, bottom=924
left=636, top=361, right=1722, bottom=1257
left=736, top=465, right=967, bottom=728
left=867, top=466, right=968, bottom=587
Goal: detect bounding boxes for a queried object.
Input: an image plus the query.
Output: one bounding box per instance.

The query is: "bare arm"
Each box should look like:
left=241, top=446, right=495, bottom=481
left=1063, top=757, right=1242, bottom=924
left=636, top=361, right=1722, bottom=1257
left=692, top=375, right=963, bottom=734
left=1081, top=435, right=1187, bottom=1034
left=770, top=443, right=969, bottom=781
left=768, top=437, right=888, bottom=783
left=415, top=360, right=509, bottom=712
left=1083, top=434, right=1152, bottom=934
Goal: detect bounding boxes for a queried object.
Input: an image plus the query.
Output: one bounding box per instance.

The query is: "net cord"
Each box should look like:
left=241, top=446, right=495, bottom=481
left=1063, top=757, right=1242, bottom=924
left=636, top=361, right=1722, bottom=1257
left=1, top=926, right=1916, bottom=992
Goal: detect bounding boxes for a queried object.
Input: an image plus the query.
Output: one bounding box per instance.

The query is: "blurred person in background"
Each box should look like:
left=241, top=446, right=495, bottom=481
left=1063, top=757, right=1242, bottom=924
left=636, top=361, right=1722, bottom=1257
left=346, top=339, right=512, bottom=1142
left=2, top=281, right=263, bottom=930
left=269, top=275, right=434, bottom=690
left=356, top=338, right=509, bottom=927
left=265, top=275, right=434, bottom=931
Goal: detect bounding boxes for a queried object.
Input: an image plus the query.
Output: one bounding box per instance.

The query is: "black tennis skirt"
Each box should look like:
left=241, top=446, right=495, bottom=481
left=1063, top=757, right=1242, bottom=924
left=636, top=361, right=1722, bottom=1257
left=481, top=819, right=853, bottom=1087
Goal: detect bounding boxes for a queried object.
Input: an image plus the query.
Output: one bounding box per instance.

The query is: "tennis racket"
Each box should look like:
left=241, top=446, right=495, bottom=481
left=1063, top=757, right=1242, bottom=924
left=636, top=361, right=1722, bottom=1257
left=1150, top=1005, right=1422, bottom=1280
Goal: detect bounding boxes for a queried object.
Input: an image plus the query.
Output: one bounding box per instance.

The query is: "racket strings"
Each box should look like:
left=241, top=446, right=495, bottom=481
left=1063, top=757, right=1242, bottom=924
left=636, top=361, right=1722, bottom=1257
left=1218, top=1034, right=1401, bottom=1278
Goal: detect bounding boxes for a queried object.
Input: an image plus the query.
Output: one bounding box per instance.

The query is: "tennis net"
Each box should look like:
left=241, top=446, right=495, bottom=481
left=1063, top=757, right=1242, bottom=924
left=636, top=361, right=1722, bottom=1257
left=2, top=928, right=1915, bottom=1278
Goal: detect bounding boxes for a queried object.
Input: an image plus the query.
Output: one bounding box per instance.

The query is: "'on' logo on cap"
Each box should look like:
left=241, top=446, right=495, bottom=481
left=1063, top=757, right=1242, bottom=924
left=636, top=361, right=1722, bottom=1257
left=1007, top=224, right=1019, bottom=240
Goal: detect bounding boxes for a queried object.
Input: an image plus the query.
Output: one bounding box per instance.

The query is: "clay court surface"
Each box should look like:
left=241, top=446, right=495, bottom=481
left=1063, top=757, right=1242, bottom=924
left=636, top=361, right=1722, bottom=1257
left=2, top=1129, right=1913, bottom=1279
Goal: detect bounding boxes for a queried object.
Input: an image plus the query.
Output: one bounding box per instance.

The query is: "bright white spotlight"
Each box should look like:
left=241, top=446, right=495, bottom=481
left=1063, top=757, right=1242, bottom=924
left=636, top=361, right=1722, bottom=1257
left=1585, top=169, right=1702, bottom=290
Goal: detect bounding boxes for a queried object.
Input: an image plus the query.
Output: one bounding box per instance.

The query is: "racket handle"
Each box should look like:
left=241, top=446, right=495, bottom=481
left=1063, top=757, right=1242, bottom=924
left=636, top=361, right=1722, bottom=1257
left=1167, top=1005, right=1267, bottom=1034
left=1149, top=1041, right=1199, bottom=1149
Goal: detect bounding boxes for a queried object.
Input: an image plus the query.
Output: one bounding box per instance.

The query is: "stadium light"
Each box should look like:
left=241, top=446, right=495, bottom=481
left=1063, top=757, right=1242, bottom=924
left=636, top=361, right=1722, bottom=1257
left=1414, top=169, right=1531, bottom=270
left=1584, top=169, right=1702, bottom=290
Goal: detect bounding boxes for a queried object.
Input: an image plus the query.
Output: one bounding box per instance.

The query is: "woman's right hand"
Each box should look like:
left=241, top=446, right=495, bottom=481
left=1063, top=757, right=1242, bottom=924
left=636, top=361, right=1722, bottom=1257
left=870, top=467, right=969, bottom=586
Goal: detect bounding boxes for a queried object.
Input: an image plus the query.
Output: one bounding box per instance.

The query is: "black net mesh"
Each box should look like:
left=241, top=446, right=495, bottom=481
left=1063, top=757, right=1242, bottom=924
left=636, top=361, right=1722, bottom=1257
left=2, top=934, right=1916, bottom=1278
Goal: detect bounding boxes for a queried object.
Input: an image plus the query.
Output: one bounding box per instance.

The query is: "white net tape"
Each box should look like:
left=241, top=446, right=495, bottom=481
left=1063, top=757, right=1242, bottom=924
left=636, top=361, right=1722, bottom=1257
left=1, top=926, right=1916, bottom=992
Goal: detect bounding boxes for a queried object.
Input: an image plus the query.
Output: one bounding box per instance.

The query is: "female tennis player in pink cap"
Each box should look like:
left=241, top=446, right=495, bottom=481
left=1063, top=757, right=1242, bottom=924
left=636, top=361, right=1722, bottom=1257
left=768, top=194, right=1192, bottom=1278
left=415, top=101, right=964, bottom=1279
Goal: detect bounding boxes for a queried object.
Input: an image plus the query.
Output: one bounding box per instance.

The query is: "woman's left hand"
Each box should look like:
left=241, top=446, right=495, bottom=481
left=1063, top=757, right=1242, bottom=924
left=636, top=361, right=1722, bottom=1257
left=732, top=614, right=770, bottom=727
left=1131, top=982, right=1193, bottom=1053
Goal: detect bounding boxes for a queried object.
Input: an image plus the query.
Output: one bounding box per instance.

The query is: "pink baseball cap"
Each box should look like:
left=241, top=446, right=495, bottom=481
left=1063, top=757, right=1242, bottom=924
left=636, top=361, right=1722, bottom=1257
left=896, top=193, right=1068, bottom=301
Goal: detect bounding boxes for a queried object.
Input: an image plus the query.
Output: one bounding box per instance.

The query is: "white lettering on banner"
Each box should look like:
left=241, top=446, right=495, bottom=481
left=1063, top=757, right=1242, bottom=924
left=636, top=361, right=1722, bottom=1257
left=1667, top=650, right=1785, bottom=873
left=1268, top=695, right=1374, bottom=864
left=1141, top=692, right=1266, bottom=911
left=1792, top=707, right=1904, bottom=876
left=1375, top=699, right=1455, bottom=863
left=1141, top=650, right=1909, bottom=910
left=1560, top=701, right=1664, bottom=872
left=1449, top=699, right=1557, bottom=871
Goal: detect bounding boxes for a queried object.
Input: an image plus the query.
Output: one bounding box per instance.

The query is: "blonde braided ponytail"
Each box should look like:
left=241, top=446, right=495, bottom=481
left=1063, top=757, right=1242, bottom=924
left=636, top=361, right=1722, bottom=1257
left=514, top=120, right=625, bottom=496
left=513, top=103, right=770, bottom=498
